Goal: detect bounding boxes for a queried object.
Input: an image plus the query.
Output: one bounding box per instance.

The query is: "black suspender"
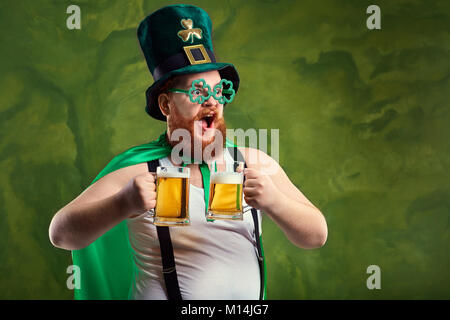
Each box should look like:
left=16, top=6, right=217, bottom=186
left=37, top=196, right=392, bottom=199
left=147, top=160, right=182, bottom=300
left=156, top=226, right=183, bottom=300
left=146, top=147, right=265, bottom=300
left=229, top=147, right=265, bottom=300
left=251, top=207, right=265, bottom=300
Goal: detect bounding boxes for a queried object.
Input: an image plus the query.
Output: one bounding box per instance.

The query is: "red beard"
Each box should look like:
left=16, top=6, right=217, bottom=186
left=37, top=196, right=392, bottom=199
left=166, top=108, right=227, bottom=162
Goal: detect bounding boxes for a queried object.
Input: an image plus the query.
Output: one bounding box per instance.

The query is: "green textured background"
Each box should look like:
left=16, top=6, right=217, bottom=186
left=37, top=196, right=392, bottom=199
left=0, top=0, right=449, bottom=299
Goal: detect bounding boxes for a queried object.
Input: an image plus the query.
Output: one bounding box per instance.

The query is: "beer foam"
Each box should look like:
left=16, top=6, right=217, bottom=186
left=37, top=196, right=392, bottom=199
left=210, top=172, right=243, bottom=184
left=157, top=167, right=190, bottom=178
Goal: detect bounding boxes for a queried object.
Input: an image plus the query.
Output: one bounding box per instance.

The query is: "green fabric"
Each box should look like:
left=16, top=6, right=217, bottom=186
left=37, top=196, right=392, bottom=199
left=71, top=131, right=266, bottom=300
left=260, top=235, right=267, bottom=300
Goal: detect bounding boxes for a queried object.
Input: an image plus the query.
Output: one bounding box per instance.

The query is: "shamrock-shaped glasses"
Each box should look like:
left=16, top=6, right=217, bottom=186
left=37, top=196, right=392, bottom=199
left=169, top=78, right=236, bottom=104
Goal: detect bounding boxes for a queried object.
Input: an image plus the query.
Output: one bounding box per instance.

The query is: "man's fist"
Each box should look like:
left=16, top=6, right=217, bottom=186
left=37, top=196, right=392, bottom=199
left=119, top=172, right=157, bottom=218
left=243, top=168, right=279, bottom=212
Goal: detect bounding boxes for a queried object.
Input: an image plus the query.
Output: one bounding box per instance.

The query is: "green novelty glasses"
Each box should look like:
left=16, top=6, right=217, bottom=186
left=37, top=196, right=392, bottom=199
left=169, top=78, right=236, bottom=104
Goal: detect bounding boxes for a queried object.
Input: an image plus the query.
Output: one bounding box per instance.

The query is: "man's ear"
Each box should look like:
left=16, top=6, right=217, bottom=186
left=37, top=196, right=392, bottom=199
left=158, top=93, right=171, bottom=117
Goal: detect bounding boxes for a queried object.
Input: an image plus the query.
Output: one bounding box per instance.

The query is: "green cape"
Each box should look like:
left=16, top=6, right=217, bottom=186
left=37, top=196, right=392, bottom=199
left=72, top=131, right=266, bottom=299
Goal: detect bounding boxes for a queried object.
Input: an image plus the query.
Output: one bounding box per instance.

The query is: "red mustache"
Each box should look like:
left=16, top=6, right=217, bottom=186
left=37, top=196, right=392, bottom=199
left=195, top=109, right=218, bottom=121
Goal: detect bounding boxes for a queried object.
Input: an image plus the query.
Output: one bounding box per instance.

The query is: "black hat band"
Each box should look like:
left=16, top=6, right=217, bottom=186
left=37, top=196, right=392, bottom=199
left=153, top=47, right=216, bottom=81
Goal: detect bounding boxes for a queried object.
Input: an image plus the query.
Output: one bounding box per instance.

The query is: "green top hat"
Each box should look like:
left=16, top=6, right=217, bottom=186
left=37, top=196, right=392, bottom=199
left=138, top=4, right=240, bottom=121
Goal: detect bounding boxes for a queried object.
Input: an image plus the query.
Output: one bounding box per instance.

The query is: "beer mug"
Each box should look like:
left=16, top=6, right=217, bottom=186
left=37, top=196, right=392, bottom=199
left=207, top=161, right=244, bottom=220
left=153, top=166, right=190, bottom=226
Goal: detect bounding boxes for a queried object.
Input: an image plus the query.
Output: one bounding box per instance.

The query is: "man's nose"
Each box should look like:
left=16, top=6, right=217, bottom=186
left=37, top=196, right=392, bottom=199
left=202, top=94, right=216, bottom=107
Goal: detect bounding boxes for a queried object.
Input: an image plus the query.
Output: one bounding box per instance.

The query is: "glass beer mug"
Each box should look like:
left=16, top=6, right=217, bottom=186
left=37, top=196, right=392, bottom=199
left=153, top=166, right=190, bottom=226
left=207, top=161, right=244, bottom=220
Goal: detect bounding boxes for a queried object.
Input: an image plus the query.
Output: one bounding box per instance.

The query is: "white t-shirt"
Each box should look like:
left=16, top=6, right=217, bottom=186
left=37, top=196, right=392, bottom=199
left=126, top=149, right=262, bottom=300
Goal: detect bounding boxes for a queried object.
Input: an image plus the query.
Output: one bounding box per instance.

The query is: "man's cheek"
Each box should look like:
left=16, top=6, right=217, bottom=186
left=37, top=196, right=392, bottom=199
left=173, top=102, right=196, bottom=119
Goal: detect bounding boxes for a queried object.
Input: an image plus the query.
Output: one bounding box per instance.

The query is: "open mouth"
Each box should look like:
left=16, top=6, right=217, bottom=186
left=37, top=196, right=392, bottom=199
left=201, top=113, right=216, bottom=130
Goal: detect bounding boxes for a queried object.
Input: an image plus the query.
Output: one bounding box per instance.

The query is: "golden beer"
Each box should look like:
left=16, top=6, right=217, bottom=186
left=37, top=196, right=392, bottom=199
left=208, top=172, right=244, bottom=220
left=154, top=167, right=190, bottom=226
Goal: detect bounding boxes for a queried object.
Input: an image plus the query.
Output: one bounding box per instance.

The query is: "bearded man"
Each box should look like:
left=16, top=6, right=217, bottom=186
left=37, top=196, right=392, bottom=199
left=49, top=4, right=327, bottom=300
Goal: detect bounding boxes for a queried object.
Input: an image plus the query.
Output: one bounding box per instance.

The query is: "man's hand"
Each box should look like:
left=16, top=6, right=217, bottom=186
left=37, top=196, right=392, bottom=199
left=243, top=168, right=280, bottom=212
left=242, top=159, right=327, bottom=249
left=119, top=172, right=157, bottom=218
